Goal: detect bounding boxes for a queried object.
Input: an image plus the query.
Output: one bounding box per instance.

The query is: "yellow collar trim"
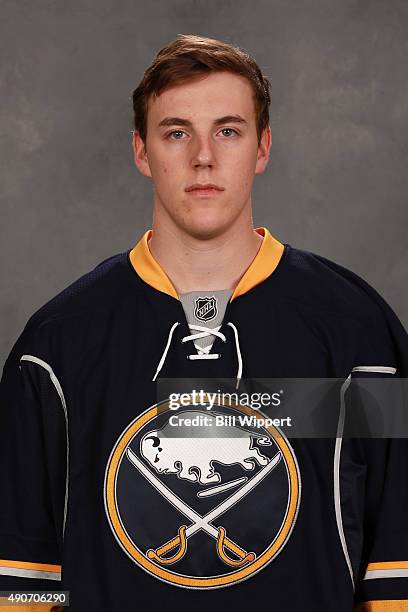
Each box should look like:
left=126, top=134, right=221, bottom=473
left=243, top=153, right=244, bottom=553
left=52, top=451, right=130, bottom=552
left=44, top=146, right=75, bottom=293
left=129, top=227, right=285, bottom=302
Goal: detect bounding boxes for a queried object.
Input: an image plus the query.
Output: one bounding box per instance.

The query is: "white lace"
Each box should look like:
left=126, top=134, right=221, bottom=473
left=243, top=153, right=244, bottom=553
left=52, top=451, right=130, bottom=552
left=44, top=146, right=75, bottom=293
left=152, top=321, right=243, bottom=389
left=182, top=323, right=225, bottom=359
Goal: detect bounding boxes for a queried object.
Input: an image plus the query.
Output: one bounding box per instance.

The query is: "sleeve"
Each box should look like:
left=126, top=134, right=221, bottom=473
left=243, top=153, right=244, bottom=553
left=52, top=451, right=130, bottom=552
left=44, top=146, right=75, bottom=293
left=351, top=373, right=408, bottom=610
left=350, top=286, right=408, bottom=612
left=0, top=325, right=67, bottom=597
left=354, top=439, right=408, bottom=610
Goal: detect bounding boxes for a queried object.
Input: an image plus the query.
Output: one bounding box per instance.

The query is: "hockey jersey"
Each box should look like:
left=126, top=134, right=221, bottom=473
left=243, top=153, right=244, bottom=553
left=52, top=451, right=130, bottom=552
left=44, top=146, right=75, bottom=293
left=0, top=226, right=407, bottom=611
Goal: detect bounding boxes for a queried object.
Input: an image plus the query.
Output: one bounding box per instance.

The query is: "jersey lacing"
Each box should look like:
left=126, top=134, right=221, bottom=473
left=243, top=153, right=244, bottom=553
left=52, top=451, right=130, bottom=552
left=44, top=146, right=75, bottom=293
left=152, top=322, right=242, bottom=389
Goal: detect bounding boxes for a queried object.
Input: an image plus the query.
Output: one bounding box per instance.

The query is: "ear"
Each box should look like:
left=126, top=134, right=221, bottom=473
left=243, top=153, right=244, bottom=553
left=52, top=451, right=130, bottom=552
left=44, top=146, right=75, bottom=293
left=254, top=126, right=272, bottom=175
left=132, top=130, right=152, bottom=178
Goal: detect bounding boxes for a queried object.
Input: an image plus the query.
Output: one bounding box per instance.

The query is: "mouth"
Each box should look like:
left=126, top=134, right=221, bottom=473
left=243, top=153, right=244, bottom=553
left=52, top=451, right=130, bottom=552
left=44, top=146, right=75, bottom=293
left=185, top=184, right=225, bottom=198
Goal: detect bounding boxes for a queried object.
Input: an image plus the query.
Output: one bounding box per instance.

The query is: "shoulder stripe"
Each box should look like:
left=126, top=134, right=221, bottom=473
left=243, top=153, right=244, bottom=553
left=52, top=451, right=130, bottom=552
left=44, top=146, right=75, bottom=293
left=352, top=366, right=397, bottom=375
left=334, top=374, right=354, bottom=587
left=20, top=355, right=69, bottom=541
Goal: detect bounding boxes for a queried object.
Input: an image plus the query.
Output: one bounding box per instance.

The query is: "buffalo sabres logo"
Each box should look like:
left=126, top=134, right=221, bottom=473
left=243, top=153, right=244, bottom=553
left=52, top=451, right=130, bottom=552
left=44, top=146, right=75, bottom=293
left=194, top=296, right=217, bottom=322
left=104, top=396, right=300, bottom=589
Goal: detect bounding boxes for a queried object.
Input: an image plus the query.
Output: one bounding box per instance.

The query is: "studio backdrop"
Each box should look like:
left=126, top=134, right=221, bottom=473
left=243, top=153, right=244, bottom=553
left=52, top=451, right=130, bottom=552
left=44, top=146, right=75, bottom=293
left=1, top=0, right=407, bottom=368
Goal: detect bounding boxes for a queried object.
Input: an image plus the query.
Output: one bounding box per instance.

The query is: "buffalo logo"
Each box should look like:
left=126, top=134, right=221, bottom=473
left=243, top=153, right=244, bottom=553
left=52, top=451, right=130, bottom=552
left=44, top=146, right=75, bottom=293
left=194, top=296, right=217, bottom=322
left=104, top=396, right=300, bottom=589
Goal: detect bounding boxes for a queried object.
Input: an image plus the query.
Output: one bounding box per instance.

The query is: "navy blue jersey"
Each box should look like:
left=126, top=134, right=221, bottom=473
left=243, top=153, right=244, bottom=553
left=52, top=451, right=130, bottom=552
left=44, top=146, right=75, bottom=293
left=0, top=227, right=407, bottom=611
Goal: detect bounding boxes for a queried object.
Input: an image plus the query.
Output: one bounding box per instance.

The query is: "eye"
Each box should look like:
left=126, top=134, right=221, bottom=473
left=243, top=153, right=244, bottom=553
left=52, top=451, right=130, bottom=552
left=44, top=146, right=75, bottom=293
left=166, top=130, right=186, bottom=140
left=219, top=128, right=238, bottom=137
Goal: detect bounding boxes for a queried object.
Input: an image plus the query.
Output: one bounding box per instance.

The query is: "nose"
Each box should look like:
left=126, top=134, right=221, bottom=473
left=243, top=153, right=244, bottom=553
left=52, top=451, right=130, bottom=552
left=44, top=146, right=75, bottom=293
left=191, top=134, right=216, bottom=168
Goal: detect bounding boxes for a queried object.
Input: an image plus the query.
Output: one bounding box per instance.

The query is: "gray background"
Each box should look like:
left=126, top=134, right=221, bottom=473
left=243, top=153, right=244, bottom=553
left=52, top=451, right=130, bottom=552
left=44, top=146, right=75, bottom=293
left=1, top=0, right=407, bottom=368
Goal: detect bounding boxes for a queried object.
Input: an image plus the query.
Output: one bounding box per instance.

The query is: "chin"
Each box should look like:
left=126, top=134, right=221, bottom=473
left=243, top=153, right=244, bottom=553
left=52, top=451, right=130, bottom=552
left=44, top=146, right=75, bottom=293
left=181, top=215, right=230, bottom=240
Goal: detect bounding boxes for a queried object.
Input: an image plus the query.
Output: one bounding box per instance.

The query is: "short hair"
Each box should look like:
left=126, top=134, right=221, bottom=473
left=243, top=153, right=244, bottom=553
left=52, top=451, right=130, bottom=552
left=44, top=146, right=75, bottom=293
left=132, top=34, right=271, bottom=147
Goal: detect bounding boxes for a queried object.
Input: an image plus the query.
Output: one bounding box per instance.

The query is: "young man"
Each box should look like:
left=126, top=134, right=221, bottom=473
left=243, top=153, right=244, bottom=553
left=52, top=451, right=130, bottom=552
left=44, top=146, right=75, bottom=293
left=0, top=34, right=407, bottom=611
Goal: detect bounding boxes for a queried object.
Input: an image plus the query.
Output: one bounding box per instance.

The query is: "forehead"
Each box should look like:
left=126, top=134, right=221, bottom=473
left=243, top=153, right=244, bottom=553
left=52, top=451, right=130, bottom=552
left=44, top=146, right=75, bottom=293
left=147, top=71, right=256, bottom=125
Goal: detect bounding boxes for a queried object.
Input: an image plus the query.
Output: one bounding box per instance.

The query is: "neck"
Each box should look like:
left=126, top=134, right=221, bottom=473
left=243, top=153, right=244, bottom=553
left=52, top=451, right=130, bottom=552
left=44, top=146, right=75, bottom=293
left=148, top=212, right=263, bottom=295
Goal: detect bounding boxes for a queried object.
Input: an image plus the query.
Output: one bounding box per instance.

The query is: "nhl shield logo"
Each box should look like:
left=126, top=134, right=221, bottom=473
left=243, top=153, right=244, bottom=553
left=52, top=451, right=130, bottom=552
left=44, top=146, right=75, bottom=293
left=104, top=395, right=301, bottom=589
left=194, top=296, right=217, bottom=322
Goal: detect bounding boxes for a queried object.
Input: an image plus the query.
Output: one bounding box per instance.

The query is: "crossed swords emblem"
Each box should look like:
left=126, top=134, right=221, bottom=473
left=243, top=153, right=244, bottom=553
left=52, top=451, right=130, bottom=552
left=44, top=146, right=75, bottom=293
left=126, top=446, right=282, bottom=567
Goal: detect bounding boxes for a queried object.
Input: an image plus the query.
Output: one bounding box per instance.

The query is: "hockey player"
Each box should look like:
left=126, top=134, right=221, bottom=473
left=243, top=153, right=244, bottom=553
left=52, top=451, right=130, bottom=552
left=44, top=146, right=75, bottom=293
left=1, top=34, right=407, bottom=611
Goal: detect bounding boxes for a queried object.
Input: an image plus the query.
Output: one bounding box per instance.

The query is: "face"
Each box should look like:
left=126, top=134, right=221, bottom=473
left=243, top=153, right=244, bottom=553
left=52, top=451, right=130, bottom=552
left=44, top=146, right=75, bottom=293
left=133, top=71, right=271, bottom=239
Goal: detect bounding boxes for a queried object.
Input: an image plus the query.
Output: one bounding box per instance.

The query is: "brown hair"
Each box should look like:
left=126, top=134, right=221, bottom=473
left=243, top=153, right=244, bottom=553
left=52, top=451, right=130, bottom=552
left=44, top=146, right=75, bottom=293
left=132, top=34, right=271, bottom=147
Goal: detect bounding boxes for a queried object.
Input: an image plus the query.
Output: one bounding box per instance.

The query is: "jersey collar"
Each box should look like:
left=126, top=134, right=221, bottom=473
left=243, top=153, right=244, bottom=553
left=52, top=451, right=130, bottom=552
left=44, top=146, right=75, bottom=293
left=129, top=227, right=284, bottom=302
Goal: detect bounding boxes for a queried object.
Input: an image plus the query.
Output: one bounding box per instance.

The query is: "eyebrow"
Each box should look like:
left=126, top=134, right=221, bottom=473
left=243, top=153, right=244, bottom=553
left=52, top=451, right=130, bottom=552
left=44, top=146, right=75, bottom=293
left=157, top=115, right=248, bottom=128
